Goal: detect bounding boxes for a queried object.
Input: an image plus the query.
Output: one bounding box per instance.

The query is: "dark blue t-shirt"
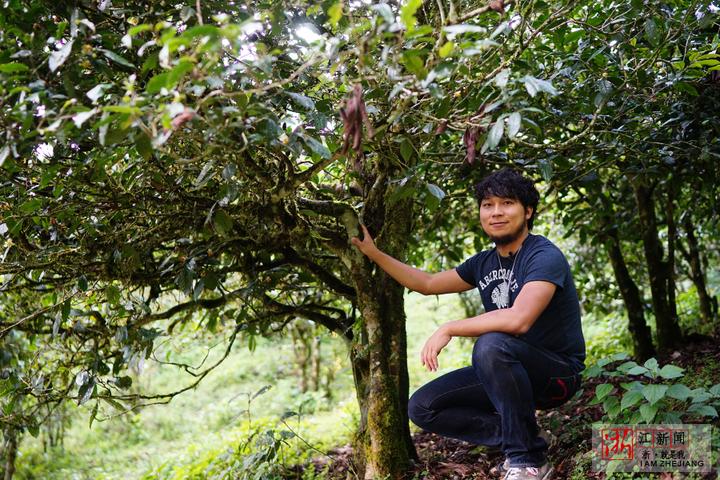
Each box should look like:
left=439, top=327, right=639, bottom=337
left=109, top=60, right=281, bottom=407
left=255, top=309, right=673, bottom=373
left=455, top=234, right=585, bottom=372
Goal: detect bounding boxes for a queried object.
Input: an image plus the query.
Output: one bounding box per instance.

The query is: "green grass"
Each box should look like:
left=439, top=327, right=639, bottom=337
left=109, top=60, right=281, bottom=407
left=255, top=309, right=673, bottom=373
left=16, top=330, right=357, bottom=479
left=15, top=293, right=468, bottom=479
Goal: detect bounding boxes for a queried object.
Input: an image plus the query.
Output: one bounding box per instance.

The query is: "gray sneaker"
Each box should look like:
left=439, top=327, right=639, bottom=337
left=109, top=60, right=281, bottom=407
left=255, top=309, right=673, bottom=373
left=492, top=430, right=555, bottom=477
left=491, top=458, right=510, bottom=477
left=503, top=462, right=554, bottom=480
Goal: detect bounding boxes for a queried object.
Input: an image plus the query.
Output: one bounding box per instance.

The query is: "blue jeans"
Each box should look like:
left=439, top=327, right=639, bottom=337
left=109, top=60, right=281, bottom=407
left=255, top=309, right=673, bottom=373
left=408, top=332, right=582, bottom=467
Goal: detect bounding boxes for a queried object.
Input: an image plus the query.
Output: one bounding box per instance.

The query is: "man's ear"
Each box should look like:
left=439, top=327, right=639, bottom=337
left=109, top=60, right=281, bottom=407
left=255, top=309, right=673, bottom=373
left=525, top=207, right=533, bottom=220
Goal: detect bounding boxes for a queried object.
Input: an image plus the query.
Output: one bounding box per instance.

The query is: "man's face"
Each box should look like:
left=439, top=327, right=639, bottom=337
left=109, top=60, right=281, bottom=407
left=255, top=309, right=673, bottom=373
left=479, top=195, right=533, bottom=246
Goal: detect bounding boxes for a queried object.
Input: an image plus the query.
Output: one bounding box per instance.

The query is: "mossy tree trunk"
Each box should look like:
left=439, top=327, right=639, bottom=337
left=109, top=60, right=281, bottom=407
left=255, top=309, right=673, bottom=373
left=346, top=182, right=417, bottom=479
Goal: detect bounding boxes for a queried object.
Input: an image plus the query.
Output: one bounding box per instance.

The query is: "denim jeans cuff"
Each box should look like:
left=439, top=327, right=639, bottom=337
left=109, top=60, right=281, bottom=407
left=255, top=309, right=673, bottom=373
left=507, top=456, right=546, bottom=468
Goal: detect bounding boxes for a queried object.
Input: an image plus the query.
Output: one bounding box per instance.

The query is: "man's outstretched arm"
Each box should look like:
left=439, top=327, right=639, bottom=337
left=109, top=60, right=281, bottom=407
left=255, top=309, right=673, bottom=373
left=351, top=224, right=473, bottom=295
left=420, top=280, right=556, bottom=371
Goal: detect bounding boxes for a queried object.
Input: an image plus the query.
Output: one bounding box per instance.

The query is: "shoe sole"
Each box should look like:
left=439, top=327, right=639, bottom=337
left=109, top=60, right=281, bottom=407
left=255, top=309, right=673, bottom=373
left=500, top=466, right=554, bottom=480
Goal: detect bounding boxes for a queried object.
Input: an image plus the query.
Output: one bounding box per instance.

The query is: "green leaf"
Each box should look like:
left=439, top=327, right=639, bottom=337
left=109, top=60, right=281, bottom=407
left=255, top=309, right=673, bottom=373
left=643, top=358, right=658, bottom=370
left=603, top=395, right=620, bottom=419
left=596, top=357, right=612, bottom=368
left=690, top=388, right=712, bottom=403
left=644, top=18, right=660, bottom=47
left=439, top=42, right=454, bottom=58
left=167, top=59, right=195, bottom=87
left=641, top=384, right=668, bottom=405
left=72, top=109, right=97, bottom=128
left=539, top=159, right=553, bottom=182
left=620, top=390, right=644, bottom=410
left=616, top=361, right=639, bottom=373
left=86, top=83, right=112, bottom=103
left=213, top=209, right=234, bottom=236
left=482, top=117, right=504, bottom=153
left=78, top=378, right=95, bottom=405
left=176, top=267, right=194, bottom=294
left=115, top=376, right=133, bottom=389
left=521, top=75, right=558, bottom=97
left=627, top=365, right=649, bottom=376
left=102, top=396, right=125, bottom=411
left=666, top=384, right=692, bottom=401
left=28, top=422, right=40, bottom=438
left=426, top=183, right=446, bottom=201
left=182, top=25, right=220, bottom=40
left=99, top=49, right=135, bottom=68
left=0, top=146, right=9, bottom=167
left=304, top=137, right=331, bottom=159
left=443, top=25, right=486, bottom=35
left=252, top=384, right=272, bottom=400
left=388, top=183, right=417, bottom=205
left=49, top=39, right=74, bottom=72
left=658, top=364, right=684, bottom=379
left=620, top=381, right=643, bottom=391
left=583, top=364, right=602, bottom=378
left=89, top=402, right=99, bottom=429
left=287, top=92, right=315, bottom=110
left=401, top=50, right=426, bottom=78
left=674, top=82, right=699, bottom=96
left=328, top=2, right=343, bottom=27
left=128, top=24, right=153, bottom=37
left=507, top=112, right=521, bottom=138
left=687, top=404, right=718, bottom=418
left=0, top=62, right=29, bottom=74
left=639, top=403, right=658, bottom=423
left=135, top=133, right=153, bottom=160
left=595, top=383, right=613, bottom=400
left=146, top=72, right=170, bottom=94
left=103, top=105, right=142, bottom=115
left=19, top=198, right=43, bottom=214
left=400, top=0, right=423, bottom=32
left=661, top=411, right=683, bottom=424
left=709, top=384, right=720, bottom=396
left=610, top=352, right=629, bottom=362
left=105, top=285, right=121, bottom=305
left=400, top=138, right=414, bottom=162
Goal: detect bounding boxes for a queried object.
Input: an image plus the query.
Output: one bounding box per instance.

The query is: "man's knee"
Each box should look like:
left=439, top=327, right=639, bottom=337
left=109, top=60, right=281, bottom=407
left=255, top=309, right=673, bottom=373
left=407, top=391, right=433, bottom=429
left=472, top=332, right=516, bottom=370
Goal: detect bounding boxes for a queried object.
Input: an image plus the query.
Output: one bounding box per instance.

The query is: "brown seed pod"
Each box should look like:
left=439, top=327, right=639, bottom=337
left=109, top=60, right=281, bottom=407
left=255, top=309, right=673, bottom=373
left=171, top=108, right=196, bottom=129
left=340, top=84, right=374, bottom=172
left=463, top=126, right=480, bottom=165
left=489, top=0, right=505, bottom=13
left=435, top=120, right=448, bottom=135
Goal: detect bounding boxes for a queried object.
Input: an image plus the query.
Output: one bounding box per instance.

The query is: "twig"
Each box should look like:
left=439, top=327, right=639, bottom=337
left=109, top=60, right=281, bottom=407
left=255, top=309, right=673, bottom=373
left=459, top=0, right=516, bottom=23
left=195, top=0, right=203, bottom=25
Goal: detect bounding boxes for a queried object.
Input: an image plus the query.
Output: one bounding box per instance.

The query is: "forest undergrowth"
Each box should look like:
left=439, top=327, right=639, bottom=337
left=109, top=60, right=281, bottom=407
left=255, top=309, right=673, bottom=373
left=303, top=337, right=720, bottom=480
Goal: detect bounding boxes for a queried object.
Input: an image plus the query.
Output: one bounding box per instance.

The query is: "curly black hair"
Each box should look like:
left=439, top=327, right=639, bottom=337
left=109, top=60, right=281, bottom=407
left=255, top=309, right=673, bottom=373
left=474, top=168, right=540, bottom=230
